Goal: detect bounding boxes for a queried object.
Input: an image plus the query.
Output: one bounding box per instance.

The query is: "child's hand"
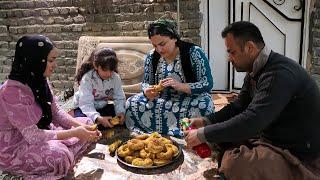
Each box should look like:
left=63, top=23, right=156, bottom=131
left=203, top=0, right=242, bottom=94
left=97, top=116, right=114, bottom=128
left=116, top=113, right=125, bottom=124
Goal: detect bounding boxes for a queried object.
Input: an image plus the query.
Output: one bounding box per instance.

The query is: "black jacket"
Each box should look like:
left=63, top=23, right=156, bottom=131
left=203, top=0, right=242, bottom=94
left=204, top=51, right=320, bottom=154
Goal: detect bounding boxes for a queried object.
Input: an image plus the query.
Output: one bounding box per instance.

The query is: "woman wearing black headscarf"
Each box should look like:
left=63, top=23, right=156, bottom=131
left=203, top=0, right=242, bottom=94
left=0, top=35, right=101, bottom=179
left=125, top=19, right=215, bottom=137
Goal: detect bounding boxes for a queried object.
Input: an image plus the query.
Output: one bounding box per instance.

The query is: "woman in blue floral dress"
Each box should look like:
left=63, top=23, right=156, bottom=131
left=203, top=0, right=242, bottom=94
left=125, top=19, right=214, bottom=137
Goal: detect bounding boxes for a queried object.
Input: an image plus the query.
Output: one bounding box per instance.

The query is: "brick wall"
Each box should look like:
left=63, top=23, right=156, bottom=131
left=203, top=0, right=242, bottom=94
left=0, top=0, right=201, bottom=93
left=311, top=0, right=320, bottom=87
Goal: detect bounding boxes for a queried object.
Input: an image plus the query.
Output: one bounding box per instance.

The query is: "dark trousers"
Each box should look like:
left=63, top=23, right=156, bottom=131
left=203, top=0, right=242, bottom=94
left=218, top=139, right=320, bottom=180
left=74, top=104, right=115, bottom=130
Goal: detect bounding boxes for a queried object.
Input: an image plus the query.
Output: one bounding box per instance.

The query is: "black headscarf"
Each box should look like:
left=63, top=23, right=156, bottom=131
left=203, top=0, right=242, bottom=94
left=9, top=35, right=54, bottom=130
left=147, top=18, right=180, bottom=40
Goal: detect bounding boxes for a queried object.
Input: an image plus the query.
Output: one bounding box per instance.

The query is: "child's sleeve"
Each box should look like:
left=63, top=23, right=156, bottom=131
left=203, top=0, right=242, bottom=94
left=113, top=73, right=126, bottom=114
left=78, top=74, right=100, bottom=122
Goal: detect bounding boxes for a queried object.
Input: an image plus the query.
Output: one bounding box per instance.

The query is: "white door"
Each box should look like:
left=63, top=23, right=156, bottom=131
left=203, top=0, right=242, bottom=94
left=201, top=0, right=230, bottom=91
left=202, top=0, right=305, bottom=91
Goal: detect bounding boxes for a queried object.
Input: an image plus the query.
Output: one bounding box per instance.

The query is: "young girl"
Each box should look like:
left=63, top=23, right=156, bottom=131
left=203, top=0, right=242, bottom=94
left=73, top=48, right=126, bottom=129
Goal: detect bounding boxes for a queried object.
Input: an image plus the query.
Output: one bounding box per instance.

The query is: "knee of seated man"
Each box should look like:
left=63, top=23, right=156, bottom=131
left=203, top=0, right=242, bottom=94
left=220, top=144, right=288, bottom=175
left=219, top=145, right=255, bottom=174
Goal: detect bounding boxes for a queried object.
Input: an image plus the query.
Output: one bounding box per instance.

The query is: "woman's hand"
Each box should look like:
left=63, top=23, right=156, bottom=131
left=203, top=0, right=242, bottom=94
left=74, top=126, right=101, bottom=142
left=162, top=78, right=191, bottom=94
left=96, top=116, right=114, bottom=128
left=68, top=117, right=90, bottom=128
left=143, top=87, right=159, bottom=101
left=116, top=112, right=125, bottom=124
left=83, top=124, right=96, bottom=131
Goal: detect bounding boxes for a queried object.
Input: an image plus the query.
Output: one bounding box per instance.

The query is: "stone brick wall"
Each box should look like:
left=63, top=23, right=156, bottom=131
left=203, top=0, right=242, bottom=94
left=0, top=0, right=201, bottom=93
left=311, top=0, right=320, bottom=87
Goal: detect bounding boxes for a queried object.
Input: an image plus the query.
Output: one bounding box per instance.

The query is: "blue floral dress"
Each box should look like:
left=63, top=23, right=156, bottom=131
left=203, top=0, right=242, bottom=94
left=125, top=46, right=214, bottom=137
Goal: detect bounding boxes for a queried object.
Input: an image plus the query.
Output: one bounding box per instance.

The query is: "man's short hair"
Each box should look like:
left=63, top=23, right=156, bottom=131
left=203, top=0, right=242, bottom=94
left=221, top=21, right=265, bottom=49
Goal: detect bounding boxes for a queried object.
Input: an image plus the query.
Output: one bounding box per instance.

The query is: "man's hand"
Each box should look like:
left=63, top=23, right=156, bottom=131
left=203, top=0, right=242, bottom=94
left=185, top=129, right=202, bottom=149
left=189, top=117, right=206, bottom=128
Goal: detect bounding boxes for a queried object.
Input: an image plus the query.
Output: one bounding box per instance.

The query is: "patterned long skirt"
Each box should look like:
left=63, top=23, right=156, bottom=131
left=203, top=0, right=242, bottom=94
left=125, top=92, right=214, bottom=137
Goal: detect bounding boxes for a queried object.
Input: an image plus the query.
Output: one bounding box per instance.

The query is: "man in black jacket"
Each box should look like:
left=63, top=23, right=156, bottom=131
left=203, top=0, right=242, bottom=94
left=185, top=21, right=320, bottom=180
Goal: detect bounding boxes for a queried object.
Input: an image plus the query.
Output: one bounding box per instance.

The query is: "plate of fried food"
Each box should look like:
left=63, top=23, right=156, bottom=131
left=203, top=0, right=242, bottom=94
left=115, top=132, right=182, bottom=169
